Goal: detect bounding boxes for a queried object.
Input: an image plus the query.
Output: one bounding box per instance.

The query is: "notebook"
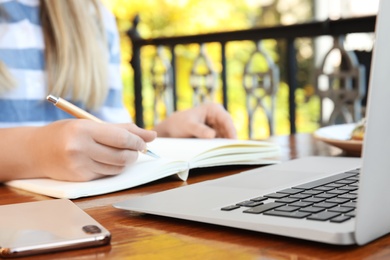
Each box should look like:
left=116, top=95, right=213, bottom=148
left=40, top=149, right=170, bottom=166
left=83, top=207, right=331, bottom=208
left=6, top=138, right=279, bottom=199
left=113, top=0, right=390, bottom=245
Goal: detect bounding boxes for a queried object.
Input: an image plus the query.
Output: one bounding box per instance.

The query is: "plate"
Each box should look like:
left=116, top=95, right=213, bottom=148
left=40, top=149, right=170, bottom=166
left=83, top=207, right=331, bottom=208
left=314, top=124, right=363, bottom=156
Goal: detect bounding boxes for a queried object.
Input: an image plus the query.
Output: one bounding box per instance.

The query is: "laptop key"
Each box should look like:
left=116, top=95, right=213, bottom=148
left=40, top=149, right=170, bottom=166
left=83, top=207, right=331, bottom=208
left=299, top=206, right=325, bottom=214
left=328, top=206, right=354, bottom=214
left=315, top=193, right=337, bottom=199
left=327, top=189, right=349, bottom=195
left=313, top=186, right=334, bottom=192
left=277, top=188, right=302, bottom=195
left=348, top=176, right=360, bottom=181
left=264, top=210, right=310, bottom=219
left=325, top=183, right=345, bottom=188
left=326, top=198, right=350, bottom=204
left=250, top=196, right=268, bottom=202
left=338, top=194, right=358, bottom=200
left=335, top=179, right=357, bottom=185
left=288, top=193, right=312, bottom=199
left=339, top=186, right=358, bottom=191
left=289, top=201, right=313, bottom=207
left=236, top=201, right=264, bottom=207
left=243, top=202, right=285, bottom=214
left=342, top=201, right=357, bottom=208
left=302, top=197, right=326, bottom=203
left=275, top=197, right=299, bottom=204
left=314, top=202, right=338, bottom=208
left=330, top=215, right=351, bottom=223
left=301, top=190, right=323, bottom=195
left=264, top=193, right=289, bottom=199
left=274, top=205, right=300, bottom=212
left=307, top=211, right=341, bottom=221
left=221, top=205, right=240, bottom=211
left=345, top=210, right=356, bottom=217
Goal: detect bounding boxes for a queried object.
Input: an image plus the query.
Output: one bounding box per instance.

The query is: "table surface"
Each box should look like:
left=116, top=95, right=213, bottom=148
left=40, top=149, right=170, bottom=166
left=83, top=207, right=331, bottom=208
left=2, top=134, right=390, bottom=259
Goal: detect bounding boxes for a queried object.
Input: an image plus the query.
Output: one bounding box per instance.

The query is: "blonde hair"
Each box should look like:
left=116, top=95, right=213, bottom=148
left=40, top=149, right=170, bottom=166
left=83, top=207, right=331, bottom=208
left=0, top=61, right=16, bottom=92
left=0, top=0, right=109, bottom=110
left=0, top=7, right=15, bottom=92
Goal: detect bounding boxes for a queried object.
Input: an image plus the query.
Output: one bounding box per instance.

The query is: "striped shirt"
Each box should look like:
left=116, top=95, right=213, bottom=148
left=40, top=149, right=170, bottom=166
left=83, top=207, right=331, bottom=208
left=0, top=0, right=131, bottom=127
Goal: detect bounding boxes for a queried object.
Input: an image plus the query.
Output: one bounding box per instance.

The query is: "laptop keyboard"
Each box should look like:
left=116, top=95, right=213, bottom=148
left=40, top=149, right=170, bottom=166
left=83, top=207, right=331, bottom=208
left=221, top=169, right=360, bottom=223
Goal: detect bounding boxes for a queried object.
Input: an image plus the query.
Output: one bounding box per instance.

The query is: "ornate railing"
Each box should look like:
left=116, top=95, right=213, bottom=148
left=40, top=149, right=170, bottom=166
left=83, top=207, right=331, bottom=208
left=128, top=15, right=376, bottom=137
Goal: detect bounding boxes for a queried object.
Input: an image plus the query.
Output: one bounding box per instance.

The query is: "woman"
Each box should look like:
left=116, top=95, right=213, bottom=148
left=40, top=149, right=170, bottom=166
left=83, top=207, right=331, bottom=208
left=0, top=0, right=236, bottom=182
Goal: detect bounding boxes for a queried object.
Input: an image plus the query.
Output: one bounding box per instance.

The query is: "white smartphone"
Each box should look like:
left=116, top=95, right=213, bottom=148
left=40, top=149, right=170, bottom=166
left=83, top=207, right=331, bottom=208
left=0, top=199, right=111, bottom=258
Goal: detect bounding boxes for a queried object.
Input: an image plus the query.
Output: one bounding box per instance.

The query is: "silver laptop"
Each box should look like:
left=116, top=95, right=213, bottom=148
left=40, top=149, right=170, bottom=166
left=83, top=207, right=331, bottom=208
left=114, top=0, right=390, bottom=245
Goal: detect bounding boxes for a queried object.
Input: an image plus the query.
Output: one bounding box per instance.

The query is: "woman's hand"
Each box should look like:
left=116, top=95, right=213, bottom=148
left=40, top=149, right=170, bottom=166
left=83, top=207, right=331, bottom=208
left=153, top=103, right=237, bottom=139
left=0, top=120, right=156, bottom=182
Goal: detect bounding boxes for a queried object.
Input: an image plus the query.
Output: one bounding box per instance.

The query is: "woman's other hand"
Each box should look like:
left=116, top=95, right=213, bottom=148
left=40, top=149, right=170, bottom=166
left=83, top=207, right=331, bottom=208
left=153, top=103, right=237, bottom=139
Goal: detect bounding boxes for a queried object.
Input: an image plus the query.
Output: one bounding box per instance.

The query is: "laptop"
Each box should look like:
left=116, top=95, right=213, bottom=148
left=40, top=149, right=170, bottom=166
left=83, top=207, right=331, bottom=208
left=114, top=0, right=390, bottom=245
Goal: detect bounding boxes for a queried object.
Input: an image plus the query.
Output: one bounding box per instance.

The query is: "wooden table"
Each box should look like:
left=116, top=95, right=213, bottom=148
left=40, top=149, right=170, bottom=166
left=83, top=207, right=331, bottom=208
left=2, top=134, right=389, bottom=259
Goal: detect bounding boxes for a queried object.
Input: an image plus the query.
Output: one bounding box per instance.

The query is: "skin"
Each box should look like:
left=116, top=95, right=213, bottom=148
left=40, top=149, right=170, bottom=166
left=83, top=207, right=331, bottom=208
left=0, top=103, right=236, bottom=182
left=153, top=103, right=237, bottom=139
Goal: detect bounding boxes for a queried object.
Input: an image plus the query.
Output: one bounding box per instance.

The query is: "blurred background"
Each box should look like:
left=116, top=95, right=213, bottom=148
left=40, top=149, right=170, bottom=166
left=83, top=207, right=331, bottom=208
left=102, top=0, right=379, bottom=139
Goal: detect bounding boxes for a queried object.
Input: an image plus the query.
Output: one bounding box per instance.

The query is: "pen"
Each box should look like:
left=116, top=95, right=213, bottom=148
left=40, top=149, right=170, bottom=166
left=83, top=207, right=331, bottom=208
left=46, top=95, right=160, bottom=159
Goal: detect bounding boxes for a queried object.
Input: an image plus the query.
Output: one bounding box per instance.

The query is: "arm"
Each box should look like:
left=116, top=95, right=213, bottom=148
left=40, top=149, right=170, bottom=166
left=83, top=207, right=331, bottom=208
left=0, top=119, right=156, bottom=182
left=153, top=103, right=237, bottom=139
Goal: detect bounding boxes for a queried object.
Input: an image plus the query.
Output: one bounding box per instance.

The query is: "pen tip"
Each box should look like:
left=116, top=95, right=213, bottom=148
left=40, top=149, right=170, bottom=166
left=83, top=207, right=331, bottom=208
left=144, top=149, right=160, bottom=159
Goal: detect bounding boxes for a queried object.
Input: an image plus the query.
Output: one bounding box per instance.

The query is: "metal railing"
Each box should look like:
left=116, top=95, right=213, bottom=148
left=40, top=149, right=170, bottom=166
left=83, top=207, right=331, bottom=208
left=128, top=15, right=376, bottom=135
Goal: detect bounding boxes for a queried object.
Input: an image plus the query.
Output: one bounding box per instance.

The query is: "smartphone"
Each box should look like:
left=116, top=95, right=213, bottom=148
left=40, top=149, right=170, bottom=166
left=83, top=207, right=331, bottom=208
left=0, top=199, right=111, bottom=258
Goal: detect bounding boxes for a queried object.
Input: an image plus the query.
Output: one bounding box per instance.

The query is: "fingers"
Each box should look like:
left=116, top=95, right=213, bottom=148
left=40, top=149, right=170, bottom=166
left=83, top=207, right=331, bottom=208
left=190, top=123, right=217, bottom=139
left=57, top=160, right=128, bottom=182
left=91, top=123, right=150, bottom=152
left=119, top=123, right=157, bottom=142
left=215, top=116, right=237, bottom=139
left=87, top=141, right=139, bottom=167
left=54, top=138, right=139, bottom=181
left=203, top=103, right=237, bottom=139
left=153, top=103, right=237, bottom=139
left=90, top=160, right=128, bottom=177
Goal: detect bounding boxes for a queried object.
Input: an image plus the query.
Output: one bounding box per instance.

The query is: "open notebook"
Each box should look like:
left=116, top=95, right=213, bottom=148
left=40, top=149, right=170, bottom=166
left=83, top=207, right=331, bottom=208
left=114, top=0, right=390, bottom=246
left=6, top=138, right=280, bottom=199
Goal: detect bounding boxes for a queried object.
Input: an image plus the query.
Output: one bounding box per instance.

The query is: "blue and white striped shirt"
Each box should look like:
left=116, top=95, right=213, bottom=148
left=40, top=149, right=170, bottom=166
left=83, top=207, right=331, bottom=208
left=0, top=0, right=131, bottom=127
